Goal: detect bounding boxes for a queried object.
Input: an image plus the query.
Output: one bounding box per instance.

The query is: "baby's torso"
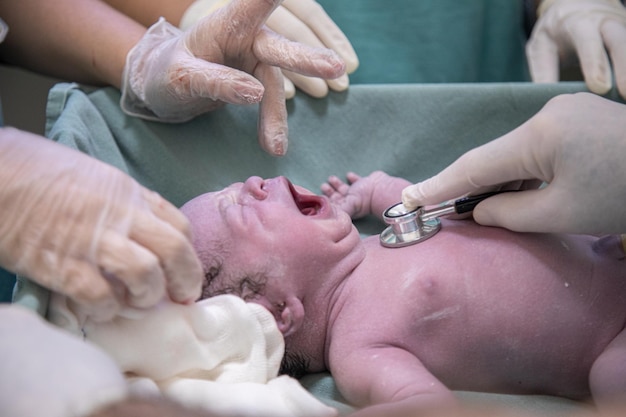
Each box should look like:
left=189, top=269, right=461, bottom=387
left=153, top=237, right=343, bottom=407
left=328, top=220, right=626, bottom=398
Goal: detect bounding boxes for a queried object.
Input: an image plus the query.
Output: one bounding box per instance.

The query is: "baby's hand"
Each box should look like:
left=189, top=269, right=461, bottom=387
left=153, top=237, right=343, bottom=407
left=321, top=171, right=389, bottom=219
left=321, top=172, right=370, bottom=218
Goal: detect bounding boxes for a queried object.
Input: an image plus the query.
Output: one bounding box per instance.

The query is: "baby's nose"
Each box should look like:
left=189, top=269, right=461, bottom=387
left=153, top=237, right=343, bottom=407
left=242, top=176, right=267, bottom=200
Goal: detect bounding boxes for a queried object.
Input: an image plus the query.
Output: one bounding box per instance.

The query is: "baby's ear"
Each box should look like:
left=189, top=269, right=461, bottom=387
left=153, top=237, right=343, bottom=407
left=274, top=296, right=305, bottom=337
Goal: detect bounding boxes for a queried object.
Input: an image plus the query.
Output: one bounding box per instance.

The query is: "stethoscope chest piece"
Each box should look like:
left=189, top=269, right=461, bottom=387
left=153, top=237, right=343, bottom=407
left=380, top=202, right=441, bottom=248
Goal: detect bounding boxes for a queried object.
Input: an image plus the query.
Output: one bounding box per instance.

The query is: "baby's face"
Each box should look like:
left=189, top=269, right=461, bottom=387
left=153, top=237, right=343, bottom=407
left=181, top=176, right=361, bottom=297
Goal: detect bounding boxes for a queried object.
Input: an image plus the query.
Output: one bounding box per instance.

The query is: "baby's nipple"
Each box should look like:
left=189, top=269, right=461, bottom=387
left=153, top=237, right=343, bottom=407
left=592, top=234, right=626, bottom=260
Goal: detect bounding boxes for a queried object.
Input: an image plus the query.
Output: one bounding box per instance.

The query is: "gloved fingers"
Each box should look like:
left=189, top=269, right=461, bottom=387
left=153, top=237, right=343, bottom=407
left=472, top=187, right=569, bottom=233
left=172, top=58, right=265, bottom=107
left=283, top=75, right=296, bottom=99
left=402, top=123, right=539, bottom=209
left=269, top=0, right=359, bottom=73
left=602, top=18, right=626, bottom=98
left=183, top=0, right=280, bottom=66
left=141, top=188, right=193, bottom=240
left=570, top=22, right=612, bottom=95
left=253, top=28, right=346, bottom=80
left=266, top=6, right=325, bottom=47
left=526, top=32, right=561, bottom=83
left=255, top=63, right=289, bottom=156
left=214, top=0, right=281, bottom=40
left=265, top=6, right=351, bottom=95
left=127, top=211, right=203, bottom=304
left=57, top=259, right=121, bottom=323
left=98, top=229, right=167, bottom=309
left=326, top=74, right=350, bottom=92
left=282, top=69, right=329, bottom=98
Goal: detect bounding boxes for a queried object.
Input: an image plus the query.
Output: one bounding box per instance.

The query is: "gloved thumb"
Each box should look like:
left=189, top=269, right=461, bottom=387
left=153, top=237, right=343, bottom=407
left=401, top=178, right=453, bottom=210
left=401, top=160, right=489, bottom=210
left=471, top=187, right=568, bottom=233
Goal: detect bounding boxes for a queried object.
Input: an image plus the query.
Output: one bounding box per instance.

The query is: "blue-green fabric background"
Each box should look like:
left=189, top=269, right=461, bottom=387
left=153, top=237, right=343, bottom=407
left=316, top=0, right=530, bottom=84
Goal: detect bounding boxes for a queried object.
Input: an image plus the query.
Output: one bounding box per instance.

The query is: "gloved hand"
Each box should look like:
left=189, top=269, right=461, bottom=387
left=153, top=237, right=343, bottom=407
left=179, top=0, right=358, bottom=99
left=401, top=93, right=626, bottom=235
left=526, top=0, right=626, bottom=98
left=121, top=0, right=346, bottom=156
left=0, top=305, right=128, bottom=417
left=0, top=128, right=203, bottom=322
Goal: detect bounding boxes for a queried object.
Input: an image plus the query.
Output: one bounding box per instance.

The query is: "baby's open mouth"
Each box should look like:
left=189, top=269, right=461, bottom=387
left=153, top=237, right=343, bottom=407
left=288, top=181, right=323, bottom=216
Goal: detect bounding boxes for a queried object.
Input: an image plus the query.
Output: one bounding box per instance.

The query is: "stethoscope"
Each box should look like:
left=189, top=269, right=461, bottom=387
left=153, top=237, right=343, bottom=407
left=380, top=191, right=506, bottom=248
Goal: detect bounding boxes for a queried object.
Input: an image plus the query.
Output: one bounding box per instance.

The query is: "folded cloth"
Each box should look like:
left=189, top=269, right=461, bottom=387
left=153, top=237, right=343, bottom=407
left=48, top=294, right=336, bottom=417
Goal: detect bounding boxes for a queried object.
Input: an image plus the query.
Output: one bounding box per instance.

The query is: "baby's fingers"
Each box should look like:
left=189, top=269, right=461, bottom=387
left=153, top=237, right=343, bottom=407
left=321, top=175, right=350, bottom=198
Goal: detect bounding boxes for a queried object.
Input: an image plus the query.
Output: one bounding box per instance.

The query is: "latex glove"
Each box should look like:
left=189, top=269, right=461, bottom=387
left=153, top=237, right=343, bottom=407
left=0, top=305, right=128, bottom=417
left=180, top=0, right=358, bottom=99
left=121, top=0, right=346, bottom=156
left=526, top=0, right=626, bottom=98
left=0, top=127, right=203, bottom=322
left=401, top=93, right=626, bottom=235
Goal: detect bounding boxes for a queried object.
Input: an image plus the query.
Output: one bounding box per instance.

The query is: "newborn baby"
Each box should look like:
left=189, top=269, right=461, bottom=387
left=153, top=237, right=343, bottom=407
left=180, top=171, right=626, bottom=416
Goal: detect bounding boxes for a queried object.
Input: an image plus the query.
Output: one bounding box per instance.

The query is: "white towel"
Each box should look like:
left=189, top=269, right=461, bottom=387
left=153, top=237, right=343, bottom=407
left=49, top=294, right=336, bottom=417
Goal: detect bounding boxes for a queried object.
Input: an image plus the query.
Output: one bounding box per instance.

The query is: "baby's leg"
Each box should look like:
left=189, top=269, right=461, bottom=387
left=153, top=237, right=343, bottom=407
left=589, top=326, right=626, bottom=410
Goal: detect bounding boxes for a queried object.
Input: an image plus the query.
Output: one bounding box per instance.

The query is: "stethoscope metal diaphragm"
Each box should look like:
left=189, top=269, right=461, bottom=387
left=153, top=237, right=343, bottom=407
left=380, top=202, right=441, bottom=248
left=380, top=191, right=510, bottom=248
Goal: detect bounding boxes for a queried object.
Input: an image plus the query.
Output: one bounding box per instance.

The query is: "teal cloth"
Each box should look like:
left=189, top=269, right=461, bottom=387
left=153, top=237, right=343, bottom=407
left=316, top=0, right=530, bottom=84
left=43, top=82, right=595, bottom=211
left=0, top=268, right=15, bottom=303
left=17, top=81, right=622, bottom=415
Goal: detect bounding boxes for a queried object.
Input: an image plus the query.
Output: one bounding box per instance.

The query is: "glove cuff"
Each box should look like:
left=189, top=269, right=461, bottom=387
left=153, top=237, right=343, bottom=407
left=120, top=17, right=182, bottom=122
left=179, top=0, right=230, bottom=30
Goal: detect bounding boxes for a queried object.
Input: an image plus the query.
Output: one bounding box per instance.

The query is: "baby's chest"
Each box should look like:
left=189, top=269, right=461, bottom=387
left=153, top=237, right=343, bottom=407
left=338, top=263, right=626, bottom=361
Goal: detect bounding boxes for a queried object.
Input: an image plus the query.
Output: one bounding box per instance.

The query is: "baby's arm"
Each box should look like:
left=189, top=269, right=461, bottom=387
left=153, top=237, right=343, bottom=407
left=321, top=171, right=412, bottom=220
left=330, top=345, right=457, bottom=417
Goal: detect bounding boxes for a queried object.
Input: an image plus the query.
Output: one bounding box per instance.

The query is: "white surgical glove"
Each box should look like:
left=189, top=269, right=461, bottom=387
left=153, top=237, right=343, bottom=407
left=0, top=128, right=203, bottom=322
left=402, top=93, right=626, bottom=235
left=122, top=0, right=346, bottom=156
left=179, top=0, right=358, bottom=99
left=0, top=305, right=128, bottom=417
left=527, top=0, right=626, bottom=98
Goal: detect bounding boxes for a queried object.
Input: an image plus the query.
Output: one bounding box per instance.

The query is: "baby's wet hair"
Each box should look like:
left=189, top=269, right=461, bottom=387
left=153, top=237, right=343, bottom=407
left=222, top=274, right=267, bottom=302
left=200, top=254, right=267, bottom=303
left=200, top=262, right=223, bottom=300
left=280, top=349, right=311, bottom=379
